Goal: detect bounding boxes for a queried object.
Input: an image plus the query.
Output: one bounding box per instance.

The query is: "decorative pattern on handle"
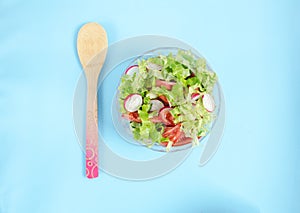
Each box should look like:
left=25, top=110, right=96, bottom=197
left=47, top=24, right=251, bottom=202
left=86, top=110, right=98, bottom=178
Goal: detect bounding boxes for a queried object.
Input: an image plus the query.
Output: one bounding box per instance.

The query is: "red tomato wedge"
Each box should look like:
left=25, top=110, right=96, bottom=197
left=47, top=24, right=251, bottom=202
left=176, top=132, right=193, bottom=146
left=161, top=130, right=193, bottom=147
left=122, top=112, right=141, bottom=123
left=158, top=95, right=170, bottom=106
left=162, top=124, right=181, bottom=142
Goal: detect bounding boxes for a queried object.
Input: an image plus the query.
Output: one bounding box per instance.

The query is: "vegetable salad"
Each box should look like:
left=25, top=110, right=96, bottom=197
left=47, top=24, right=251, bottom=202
left=118, top=49, right=217, bottom=151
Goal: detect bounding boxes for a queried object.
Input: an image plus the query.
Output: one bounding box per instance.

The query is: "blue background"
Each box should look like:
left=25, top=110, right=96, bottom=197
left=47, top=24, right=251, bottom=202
left=0, top=0, right=299, bottom=212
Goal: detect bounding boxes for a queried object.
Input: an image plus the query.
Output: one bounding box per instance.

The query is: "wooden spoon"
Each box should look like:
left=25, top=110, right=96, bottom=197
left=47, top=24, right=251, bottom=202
left=77, top=22, right=108, bottom=178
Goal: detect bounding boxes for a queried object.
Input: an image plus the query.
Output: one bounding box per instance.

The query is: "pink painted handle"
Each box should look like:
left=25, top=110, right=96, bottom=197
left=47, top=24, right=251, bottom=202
left=85, top=70, right=99, bottom=178
left=86, top=110, right=98, bottom=178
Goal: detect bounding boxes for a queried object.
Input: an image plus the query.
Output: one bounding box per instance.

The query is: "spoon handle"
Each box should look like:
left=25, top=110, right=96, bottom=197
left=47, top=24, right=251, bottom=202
left=85, top=72, right=99, bottom=178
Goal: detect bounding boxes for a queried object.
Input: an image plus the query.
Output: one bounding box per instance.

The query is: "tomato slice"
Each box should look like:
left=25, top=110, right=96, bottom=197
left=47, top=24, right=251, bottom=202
left=175, top=132, right=193, bottom=146
left=162, top=124, right=180, bottom=138
left=158, top=95, right=170, bottom=106
left=161, top=129, right=193, bottom=147
left=122, top=112, right=141, bottom=123
left=162, top=124, right=181, bottom=142
left=173, top=137, right=193, bottom=146
left=168, top=128, right=181, bottom=143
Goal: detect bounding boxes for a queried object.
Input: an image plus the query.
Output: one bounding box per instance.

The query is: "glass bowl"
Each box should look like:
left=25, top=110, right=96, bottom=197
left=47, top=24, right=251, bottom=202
left=111, top=47, right=221, bottom=152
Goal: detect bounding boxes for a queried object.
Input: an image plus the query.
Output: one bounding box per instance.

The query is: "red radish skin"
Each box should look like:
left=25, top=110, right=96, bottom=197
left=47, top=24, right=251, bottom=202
left=191, top=93, right=201, bottom=101
left=125, top=65, right=139, bottom=75
left=159, top=107, right=175, bottom=126
left=150, top=99, right=164, bottom=111
left=155, top=79, right=176, bottom=91
left=202, top=94, right=215, bottom=112
left=124, top=94, right=143, bottom=112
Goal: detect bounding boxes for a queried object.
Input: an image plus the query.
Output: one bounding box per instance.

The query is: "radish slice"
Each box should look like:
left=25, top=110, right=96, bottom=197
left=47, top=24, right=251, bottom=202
left=159, top=107, right=175, bottom=126
left=146, top=62, right=162, bottom=71
left=155, top=79, right=176, bottom=91
left=202, top=94, right=215, bottom=112
left=191, top=93, right=201, bottom=101
left=150, top=100, right=164, bottom=111
left=124, top=94, right=143, bottom=112
left=159, top=106, right=172, bottom=114
left=125, top=65, right=139, bottom=75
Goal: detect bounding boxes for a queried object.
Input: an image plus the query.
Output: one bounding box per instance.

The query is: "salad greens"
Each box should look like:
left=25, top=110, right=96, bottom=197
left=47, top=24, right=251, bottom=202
left=118, top=49, right=217, bottom=150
